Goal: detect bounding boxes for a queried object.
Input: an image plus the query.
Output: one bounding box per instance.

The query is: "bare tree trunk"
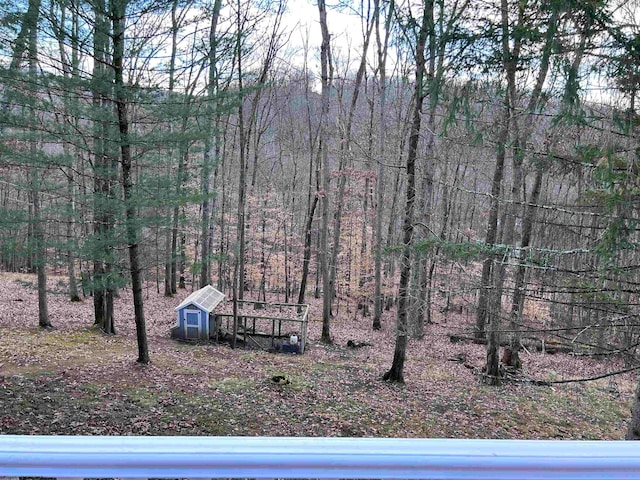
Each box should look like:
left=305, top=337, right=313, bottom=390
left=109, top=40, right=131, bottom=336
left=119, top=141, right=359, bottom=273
left=172, top=146, right=189, bottom=293
left=327, top=7, right=375, bottom=317
left=66, top=203, right=80, bottom=301
left=259, top=197, right=267, bottom=301
left=384, top=161, right=401, bottom=277
left=412, top=0, right=438, bottom=339
left=112, top=0, right=149, bottom=364
left=414, top=107, right=435, bottom=338
left=480, top=128, right=509, bottom=382
left=481, top=0, right=521, bottom=385
left=91, top=0, right=115, bottom=333
left=23, top=0, right=50, bottom=328
left=170, top=173, right=181, bottom=292
left=32, top=171, right=50, bottom=329
left=233, top=0, right=252, bottom=306
left=318, top=0, right=333, bottom=343
left=283, top=183, right=292, bottom=303
left=505, top=5, right=561, bottom=370
left=164, top=209, right=173, bottom=296
left=170, top=208, right=179, bottom=293
left=230, top=0, right=247, bottom=348
left=164, top=0, right=181, bottom=297
left=358, top=173, right=370, bottom=316
left=200, top=0, right=222, bottom=288
left=383, top=3, right=429, bottom=383
left=297, top=41, right=320, bottom=305
left=55, top=1, right=81, bottom=302
left=373, top=0, right=392, bottom=330
left=627, top=378, right=640, bottom=439
left=218, top=139, right=228, bottom=292
left=475, top=0, right=514, bottom=346
left=298, top=195, right=318, bottom=305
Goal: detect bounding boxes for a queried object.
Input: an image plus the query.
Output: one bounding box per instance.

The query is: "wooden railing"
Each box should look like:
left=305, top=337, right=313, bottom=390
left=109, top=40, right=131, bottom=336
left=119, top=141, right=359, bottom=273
left=1, top=435, right=640, bottom=479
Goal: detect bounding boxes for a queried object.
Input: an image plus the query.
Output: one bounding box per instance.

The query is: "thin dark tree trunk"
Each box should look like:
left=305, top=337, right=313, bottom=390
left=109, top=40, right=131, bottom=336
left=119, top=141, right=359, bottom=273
left=112, top=0, right=149, bottom=364
left=481, top=0, right=517, bottom=385
left=475, top=0, right=513, bottom=346
left=298, top=195, right=318, bottom=305
left=259, top=197, right=267, bottom=301
left=209, top=157, right=218, bottom=285
left=318, top=0, right=333, bottom=343
left=505, top=5, right=561, bottom=369
left=55, top=2, right=81, bottom=302
left=283, top=182, right=291, bottom=303
left=489, top=1, right=530, bottom=372
left=164, top=0, right=180, bottom=297
left=627, top=379, right=640, bottom=439
left=327, top=9, right=375, bottom=317
left=230, top=0, right=247, bottom=348
left=413, top=0, right=440, bottom=338
left=217, top=134, right=227, bottom=292
left=235, top=0, right=247, bottom=304
left=170, top=209, right=179, bottom=293
left=33, top=171, right=50, bottom=329
left=91, top=0, right=115, bottom=332
left=171, top=148, right=188, bottom=293
left=383, top=3, right=429, bottom=383
left=66, top=171, right=80, bottom=302
left=200, top=0, right=222, bottom=288
left=27, top=196, right=34, bottom=274
left=414, top=106, right=436, bottom=338
left=373, top=0, right=392, bottom=330
left=23, top=0, right=50, bottom=328
left=359, top=175, right=370, bottom=303
left=297, top=44, right=320, bottom=305
left=164, top=205, right=173, bottom=296
left=92, top=134, right=105, bottom=318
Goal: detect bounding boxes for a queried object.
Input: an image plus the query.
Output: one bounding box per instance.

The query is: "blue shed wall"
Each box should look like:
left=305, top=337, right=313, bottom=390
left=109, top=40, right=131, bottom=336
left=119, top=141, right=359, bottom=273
left=173, top=304, right=210, bottom=340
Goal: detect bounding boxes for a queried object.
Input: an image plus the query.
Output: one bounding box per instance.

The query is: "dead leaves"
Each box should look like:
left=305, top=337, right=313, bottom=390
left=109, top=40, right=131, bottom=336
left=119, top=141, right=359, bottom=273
left=0, top=273, right=634, bottom=439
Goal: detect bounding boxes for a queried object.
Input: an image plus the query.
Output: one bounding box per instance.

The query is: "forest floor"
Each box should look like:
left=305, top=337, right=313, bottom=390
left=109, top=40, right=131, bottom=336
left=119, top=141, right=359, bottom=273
left=0, top=271, right=635, bottom=438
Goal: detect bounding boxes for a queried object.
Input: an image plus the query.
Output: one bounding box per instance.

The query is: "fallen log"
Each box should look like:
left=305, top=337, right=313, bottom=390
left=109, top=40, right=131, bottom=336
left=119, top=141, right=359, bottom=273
left=448, top=333, right=575, bottom=354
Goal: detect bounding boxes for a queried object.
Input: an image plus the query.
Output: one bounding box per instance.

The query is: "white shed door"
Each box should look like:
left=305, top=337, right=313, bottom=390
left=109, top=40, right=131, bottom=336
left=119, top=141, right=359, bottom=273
left=183, top=309, right=201, bottom=339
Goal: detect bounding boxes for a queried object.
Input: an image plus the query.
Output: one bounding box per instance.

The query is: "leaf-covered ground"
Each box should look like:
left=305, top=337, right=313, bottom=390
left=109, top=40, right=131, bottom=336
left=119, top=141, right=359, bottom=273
left=0, top=273, right=635, bottom=438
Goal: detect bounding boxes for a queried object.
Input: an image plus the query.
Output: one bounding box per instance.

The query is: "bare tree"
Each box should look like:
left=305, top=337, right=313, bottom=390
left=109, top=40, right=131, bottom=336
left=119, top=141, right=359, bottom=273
left=384, top=1, right=429, bottom=383
left=298, top=31, right=321, bottom=305
left=318, top=0, right=333, bottom=343
left=373, top=0, right=393, bottom=330
left=327, top=1, right=375, bottom=318
left=200, top=0, right=223, bottom=288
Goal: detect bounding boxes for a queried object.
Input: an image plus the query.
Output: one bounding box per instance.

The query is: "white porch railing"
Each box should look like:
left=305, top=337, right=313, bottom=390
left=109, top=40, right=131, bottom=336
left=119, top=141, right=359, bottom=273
left=1, top=435, right=640, bottom=479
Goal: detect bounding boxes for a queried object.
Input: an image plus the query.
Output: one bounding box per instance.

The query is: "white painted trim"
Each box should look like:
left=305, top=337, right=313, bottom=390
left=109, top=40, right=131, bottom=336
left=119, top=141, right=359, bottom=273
left=182, top=308, right=201, bottom=338
left=1, top=436, right=640, bottom=479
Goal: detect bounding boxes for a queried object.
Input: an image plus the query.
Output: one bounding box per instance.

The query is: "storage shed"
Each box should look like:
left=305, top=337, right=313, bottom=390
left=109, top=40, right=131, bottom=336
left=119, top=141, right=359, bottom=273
left=171, top=285, right=225, bottom=341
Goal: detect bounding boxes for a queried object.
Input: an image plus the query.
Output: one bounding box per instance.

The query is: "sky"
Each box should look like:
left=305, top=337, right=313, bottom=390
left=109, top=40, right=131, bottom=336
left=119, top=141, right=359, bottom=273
left=279, top=0, right=375, bottom=77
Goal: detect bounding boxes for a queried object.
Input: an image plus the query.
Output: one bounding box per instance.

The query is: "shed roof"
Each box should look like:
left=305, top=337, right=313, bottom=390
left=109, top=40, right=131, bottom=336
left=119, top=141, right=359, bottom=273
left=175, top=285, right=225, bottom=313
